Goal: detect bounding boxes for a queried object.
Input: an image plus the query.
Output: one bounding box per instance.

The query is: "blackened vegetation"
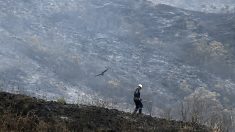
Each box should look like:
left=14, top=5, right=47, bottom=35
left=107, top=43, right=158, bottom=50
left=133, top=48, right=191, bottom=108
left=0, top=92, right=210, bottom=132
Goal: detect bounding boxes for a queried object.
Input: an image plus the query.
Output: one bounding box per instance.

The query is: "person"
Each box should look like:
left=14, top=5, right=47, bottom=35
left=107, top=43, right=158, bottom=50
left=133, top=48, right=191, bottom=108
left=133, top=84, right=143, bottom=114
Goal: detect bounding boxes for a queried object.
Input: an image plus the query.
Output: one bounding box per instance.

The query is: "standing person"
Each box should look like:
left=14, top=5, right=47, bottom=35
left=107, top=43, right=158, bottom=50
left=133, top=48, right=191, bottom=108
left=133, top=84, right=143, bottom=114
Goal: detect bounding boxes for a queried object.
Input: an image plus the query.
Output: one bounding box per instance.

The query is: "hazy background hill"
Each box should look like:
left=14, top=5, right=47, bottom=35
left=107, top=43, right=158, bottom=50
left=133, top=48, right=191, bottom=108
left=0, top=0, right=235, bottom=130
left=148, top=0, right=235, bottom=13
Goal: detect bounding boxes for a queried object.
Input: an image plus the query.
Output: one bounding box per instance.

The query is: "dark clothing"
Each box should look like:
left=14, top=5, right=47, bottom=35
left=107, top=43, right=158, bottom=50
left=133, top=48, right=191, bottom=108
left=133, top=88, right=143, bottom=114
left=134, top=99, right=143, bottom=109
left=134, top=88, right=140, bottom=99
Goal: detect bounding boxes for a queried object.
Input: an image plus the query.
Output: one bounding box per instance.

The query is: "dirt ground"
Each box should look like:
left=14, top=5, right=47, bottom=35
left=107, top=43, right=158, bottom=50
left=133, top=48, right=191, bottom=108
left=0, top=92, right=211, bottom=132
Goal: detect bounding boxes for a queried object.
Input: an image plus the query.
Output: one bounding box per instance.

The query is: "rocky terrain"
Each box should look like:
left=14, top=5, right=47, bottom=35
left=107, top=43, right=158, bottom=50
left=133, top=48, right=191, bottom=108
left=0, top=92, right=211, bottom=132
left=0, top=0, right=235, bottom=131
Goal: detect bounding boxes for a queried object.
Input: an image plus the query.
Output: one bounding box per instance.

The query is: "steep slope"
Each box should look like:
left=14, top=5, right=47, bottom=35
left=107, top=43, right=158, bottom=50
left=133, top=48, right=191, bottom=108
left=0, top=0, right=235, bottom=124
left=0, top=92, right=211, bottom=132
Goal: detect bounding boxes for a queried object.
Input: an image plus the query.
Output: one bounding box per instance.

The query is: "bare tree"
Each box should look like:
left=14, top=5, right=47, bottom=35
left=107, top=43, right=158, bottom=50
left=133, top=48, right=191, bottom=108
left=178, top=87, right=235, bottom=131
left=180, top=102, right=188, bottom=121
left=161, top=107, right=172, bottom=120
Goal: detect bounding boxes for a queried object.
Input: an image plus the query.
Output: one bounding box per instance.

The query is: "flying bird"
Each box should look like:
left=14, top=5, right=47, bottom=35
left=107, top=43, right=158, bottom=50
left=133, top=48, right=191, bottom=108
left=95, top=67, right=110, bottom=77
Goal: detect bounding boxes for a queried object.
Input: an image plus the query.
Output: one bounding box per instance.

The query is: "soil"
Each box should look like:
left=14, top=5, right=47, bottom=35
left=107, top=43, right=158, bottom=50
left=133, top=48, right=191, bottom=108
left=0, top=92, right=211, bottom=132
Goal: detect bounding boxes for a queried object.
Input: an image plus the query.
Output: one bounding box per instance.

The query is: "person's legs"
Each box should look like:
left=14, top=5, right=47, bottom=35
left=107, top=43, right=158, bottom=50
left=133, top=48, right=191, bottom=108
left=133, top=100, right=139, bottom=114
left=138, top=101, right=143, bottom=114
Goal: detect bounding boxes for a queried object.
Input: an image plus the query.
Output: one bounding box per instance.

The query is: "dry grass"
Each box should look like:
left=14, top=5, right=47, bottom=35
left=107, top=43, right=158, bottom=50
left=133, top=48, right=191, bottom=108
left=0, top=92, right=211, bottom=132
left=0, top=110, right=69, bottom=132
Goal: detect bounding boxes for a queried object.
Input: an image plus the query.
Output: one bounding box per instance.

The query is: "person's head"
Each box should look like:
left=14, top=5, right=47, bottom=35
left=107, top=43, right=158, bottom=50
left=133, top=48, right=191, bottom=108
left=138, top=84, right=143, bottom=90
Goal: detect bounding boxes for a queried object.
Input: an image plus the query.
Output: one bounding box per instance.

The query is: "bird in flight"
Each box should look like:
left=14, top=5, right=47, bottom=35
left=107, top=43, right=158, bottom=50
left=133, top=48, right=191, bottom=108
left=95, top=67, right=110, bottom=77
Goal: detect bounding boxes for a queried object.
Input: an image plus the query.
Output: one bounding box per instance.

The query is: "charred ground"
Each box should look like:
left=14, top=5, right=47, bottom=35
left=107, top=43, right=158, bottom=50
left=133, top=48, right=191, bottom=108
left=0, top=92, right=210, bottom=132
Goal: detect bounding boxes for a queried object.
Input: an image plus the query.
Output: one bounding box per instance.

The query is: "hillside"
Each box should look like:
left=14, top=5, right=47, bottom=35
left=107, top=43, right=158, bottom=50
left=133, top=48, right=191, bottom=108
left=0, top=92, right=210, bottom=132
left=0, top=0, right=235, bottom=131
left=148, top=0, right=235, bottom=13
left=1, top=0, right=235, bottom=113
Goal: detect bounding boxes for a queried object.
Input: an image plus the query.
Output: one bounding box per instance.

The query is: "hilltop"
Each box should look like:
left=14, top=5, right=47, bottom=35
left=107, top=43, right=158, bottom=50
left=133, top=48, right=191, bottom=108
left=0, top=92, right=210, bottom=132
